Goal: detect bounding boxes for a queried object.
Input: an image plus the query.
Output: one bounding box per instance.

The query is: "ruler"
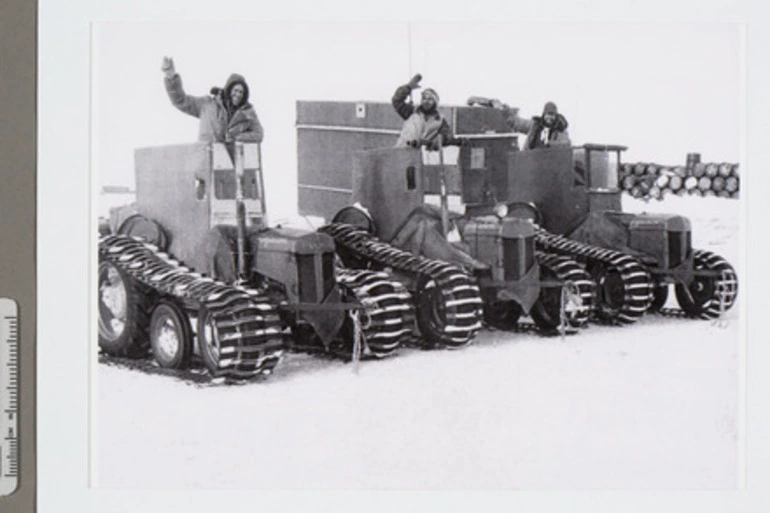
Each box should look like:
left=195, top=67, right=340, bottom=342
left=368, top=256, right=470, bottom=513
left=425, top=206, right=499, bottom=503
left=0, top=299, right=18, bottom=496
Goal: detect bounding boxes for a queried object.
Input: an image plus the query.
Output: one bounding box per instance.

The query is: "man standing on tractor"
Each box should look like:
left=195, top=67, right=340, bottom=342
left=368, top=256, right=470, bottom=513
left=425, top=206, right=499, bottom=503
left=161, top=57, right=264, bottom=144
left=521, top=101, right=571, bottom=149
left=473, top=97, right=571, bottom=149
left=392, top=74, right=462, bottom=150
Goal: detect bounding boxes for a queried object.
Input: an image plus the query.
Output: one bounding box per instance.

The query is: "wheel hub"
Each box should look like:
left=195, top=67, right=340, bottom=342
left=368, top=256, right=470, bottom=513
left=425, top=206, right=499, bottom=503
left=99, top=266, right=127, bottom=340
left=599, top=270, right=625, bottom=310
left=201, top=315, right=220, bottom=361
left=155, top=317, right=180, bottom=360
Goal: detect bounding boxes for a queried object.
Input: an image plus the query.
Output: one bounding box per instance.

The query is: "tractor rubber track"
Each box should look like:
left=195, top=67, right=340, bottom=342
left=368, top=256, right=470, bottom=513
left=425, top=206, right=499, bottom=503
left=319, top=223, right=483, bottom=347
left=99, top=234, right=285, bottom=380
left=534, top=227, right=653, bottom=324
left=678, top=249, right=739, bottom=319
left=534, top=252, right=596, bottom=331
left=337, top=268, right=415, bottom=357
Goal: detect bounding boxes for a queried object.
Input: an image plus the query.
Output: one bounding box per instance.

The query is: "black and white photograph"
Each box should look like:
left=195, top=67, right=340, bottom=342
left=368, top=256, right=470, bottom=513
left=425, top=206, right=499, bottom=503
left=91, top=21, right=742, bottom=490
left=36, top=0, right=770, bottom=511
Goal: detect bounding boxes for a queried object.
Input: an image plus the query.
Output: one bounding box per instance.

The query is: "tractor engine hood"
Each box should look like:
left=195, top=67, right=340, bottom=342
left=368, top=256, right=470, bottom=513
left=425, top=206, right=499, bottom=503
left=568, top=211, right=692, bottom=270
left=250, top=227, right=336, bottom=255
left=628, top=213, right=691, bottom=233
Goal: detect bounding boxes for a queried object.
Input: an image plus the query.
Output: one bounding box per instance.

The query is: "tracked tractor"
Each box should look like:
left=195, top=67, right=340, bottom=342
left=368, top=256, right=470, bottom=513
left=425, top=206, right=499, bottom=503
left=497, top=143, right=738, bottom=321
left=296, top=101, right=594, bottom=336
left=98, top=142, right=413, bottom=380
left=451, top=129, right=738, bottom=322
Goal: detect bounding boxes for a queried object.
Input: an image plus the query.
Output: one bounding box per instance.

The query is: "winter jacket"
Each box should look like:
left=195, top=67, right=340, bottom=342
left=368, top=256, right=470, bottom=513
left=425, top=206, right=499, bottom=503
left=522, top=114, right=570, bottom=150
left=392, top=84, right=454, bottom=149
left=164, top=73, right=264, bottom=143
left=499, top=106, right=570, bottom=149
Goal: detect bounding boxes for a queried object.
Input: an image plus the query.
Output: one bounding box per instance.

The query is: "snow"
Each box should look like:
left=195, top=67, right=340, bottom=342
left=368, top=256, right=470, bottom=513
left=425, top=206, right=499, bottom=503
left=95, top=196, right=741, bottom=490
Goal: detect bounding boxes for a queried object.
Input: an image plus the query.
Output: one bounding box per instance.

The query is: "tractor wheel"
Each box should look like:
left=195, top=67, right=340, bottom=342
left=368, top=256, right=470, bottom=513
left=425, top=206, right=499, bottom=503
left=675, top=250, right=738, bottom=319
left=335, top=270, right=413, bottom=358
left=98, top=260, right=152, bottom=357
left=483, top=300, right=522, bottom=330
left=530, top=254, right=594, bottom=333
left=332, top=205, right=376, bottom=236
left=329, top=207, right=376, bottom=269
left=592, top=256, right=652, bottom=324
left=197, top=307, right=223, bottom=375
left=648, top=285, right=669, bottom=313
left=415, top=272, right=481, bottom=348
left=149, top=300, right=193, bottom=369
left=506, top=202, right=543, bottom=226
left=117, top=214, right=168, bottom=251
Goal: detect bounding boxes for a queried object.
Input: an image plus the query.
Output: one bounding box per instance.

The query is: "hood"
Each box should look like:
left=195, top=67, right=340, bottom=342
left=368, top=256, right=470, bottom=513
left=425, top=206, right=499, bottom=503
left=533, top=113, right=568, bottom=131
left=224, top=73, right=250, bottom=103
left=210, top=73, right=251, bottom=107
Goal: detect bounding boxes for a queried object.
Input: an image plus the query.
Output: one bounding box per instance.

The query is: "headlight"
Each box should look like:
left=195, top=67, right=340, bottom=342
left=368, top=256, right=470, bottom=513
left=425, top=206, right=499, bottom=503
left=494, top=203, right=509, bottom=218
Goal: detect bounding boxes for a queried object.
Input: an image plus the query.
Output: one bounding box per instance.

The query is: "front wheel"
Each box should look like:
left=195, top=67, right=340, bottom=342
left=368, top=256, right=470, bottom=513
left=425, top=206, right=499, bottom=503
left=591, top=256, right=652, bottom=324
left=197, top=307, right=223, bottom=375
left=98, top=260, right=151, bottom=357
left=415, top=271, right=482, bottom=348
left=675, top=250, right=738, bottom=319
left=530, top=253, right=594, bottom=333
left=149, top=300, right=193, bottom=369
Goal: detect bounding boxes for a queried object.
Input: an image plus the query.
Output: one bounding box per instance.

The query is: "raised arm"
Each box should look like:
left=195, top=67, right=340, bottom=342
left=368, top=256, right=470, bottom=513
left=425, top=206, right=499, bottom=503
left=161, top=57, right=208, bottom=118
left=391, top=74, right=423, bottom=120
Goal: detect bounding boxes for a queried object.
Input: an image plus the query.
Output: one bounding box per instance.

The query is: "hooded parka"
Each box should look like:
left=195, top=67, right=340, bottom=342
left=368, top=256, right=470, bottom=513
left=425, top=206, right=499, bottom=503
left=392, top=84, right=453, bottom=149
left=164, top=72, right=264, bottom=143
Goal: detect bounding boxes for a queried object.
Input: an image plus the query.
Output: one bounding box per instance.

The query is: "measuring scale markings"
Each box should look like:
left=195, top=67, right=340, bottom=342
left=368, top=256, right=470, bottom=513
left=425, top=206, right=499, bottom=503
left=0, top=298, right=18, bottom=496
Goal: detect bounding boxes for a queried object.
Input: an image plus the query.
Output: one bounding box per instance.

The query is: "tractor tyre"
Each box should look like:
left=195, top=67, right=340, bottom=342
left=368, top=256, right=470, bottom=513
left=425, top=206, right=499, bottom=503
left=415, top=273, right=481, bottom=348
left=336, top=272, right=413, bottom=358
left=149, top=300, right=193, bottom=369
left=530, top=254, right=594, bottom=333
left=675, top=250, right=738, bottom=319
left=117, top=214, right=168, bottom=251
left=98, top=260, right=152, bottom=357
left=483, top=300, right=522, bottom=330
left=591, top=257, right=652, bottom=324
left=197, top=307, right=224, bottom=376
left=332, top=205, right=377, bottom=236
left=329, top=207, right=377, bottom=269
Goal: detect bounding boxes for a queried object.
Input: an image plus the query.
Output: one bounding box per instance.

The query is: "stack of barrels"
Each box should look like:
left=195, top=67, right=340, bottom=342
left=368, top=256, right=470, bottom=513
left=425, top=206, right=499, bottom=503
left=619, top=153, right=740, bottom=201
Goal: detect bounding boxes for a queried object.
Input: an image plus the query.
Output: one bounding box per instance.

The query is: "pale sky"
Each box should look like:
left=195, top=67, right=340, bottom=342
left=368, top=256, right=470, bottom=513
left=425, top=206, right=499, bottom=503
left=94, top=22, right=741, bottom=219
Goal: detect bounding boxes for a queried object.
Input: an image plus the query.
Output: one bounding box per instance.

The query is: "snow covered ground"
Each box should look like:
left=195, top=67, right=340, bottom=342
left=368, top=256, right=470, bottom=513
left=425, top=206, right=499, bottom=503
left=95, top=195, right=742, bottom=490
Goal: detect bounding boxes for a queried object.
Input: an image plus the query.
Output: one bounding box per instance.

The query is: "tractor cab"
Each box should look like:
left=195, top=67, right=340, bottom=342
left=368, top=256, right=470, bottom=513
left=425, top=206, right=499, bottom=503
left=126, top=142, right=268, bottom=274
left=350, top=146, right=463, bottom=241
left=572, top=143, right=625, bottom=192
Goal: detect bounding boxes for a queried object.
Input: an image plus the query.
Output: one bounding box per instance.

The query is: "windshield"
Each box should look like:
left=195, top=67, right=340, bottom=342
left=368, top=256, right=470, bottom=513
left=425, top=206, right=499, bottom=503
left=587, top=149, right=619, bottom=191
left=213, top=169, right=260, bottom=200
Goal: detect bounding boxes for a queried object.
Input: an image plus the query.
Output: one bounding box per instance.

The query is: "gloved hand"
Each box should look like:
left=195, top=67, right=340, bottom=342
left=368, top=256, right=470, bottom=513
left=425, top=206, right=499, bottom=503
left=423, top=139, right=440, bottom=151
left=445, top=137, right=470, bottom=147
left=161, top=56, right=176, bottom=79
left=407, top=139, right=420, bottom=148
left=407, top=73, right=422, bottom=90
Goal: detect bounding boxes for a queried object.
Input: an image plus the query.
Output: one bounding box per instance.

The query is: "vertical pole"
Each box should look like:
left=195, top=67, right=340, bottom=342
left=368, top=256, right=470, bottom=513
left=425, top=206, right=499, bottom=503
left=256, top=143, right=268, bottom=226
left=438, top=137, right=449, bottom=237
left=233, top=142, right=247, bottom=281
